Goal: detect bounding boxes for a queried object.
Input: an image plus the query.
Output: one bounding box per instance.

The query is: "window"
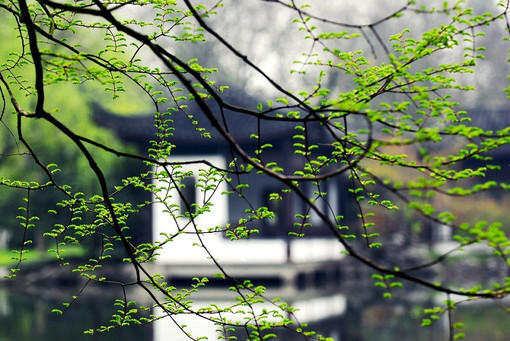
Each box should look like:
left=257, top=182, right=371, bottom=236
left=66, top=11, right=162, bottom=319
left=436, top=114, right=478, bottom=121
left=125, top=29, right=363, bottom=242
left=179, top=176, right=197, bottom=216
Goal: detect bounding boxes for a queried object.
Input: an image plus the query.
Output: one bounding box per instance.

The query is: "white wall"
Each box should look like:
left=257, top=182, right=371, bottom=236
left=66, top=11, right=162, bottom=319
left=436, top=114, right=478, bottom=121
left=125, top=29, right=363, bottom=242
left=152, top=155, right=229, bottom=264
left=152, top=155, right=344, bottom=265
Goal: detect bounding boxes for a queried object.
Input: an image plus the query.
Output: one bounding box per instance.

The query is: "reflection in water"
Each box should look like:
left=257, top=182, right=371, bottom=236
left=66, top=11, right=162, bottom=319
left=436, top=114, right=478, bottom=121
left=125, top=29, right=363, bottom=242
left=0, top=288, right=152, bottom=341
left=0, top=283, right=508, bottom=340
left=153, top=293, right=347, bottom=341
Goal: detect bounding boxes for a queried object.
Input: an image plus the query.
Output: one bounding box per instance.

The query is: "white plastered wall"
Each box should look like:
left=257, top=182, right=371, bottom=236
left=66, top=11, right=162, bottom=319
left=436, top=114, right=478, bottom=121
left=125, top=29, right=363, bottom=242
left=152, top=155, right=344, bottom=265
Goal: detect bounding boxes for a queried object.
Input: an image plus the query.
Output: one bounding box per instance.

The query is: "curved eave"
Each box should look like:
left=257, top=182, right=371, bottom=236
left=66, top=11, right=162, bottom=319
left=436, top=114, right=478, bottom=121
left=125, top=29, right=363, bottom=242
left=91, top=102, right=298, bottom=150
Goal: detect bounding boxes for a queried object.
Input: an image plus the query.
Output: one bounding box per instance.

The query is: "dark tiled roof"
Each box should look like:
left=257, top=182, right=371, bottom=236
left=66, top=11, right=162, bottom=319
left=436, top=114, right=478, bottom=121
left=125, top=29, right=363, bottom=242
left=92, top=94, right=510, bottom=159
left=91, top=94, right=297, bottom=150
